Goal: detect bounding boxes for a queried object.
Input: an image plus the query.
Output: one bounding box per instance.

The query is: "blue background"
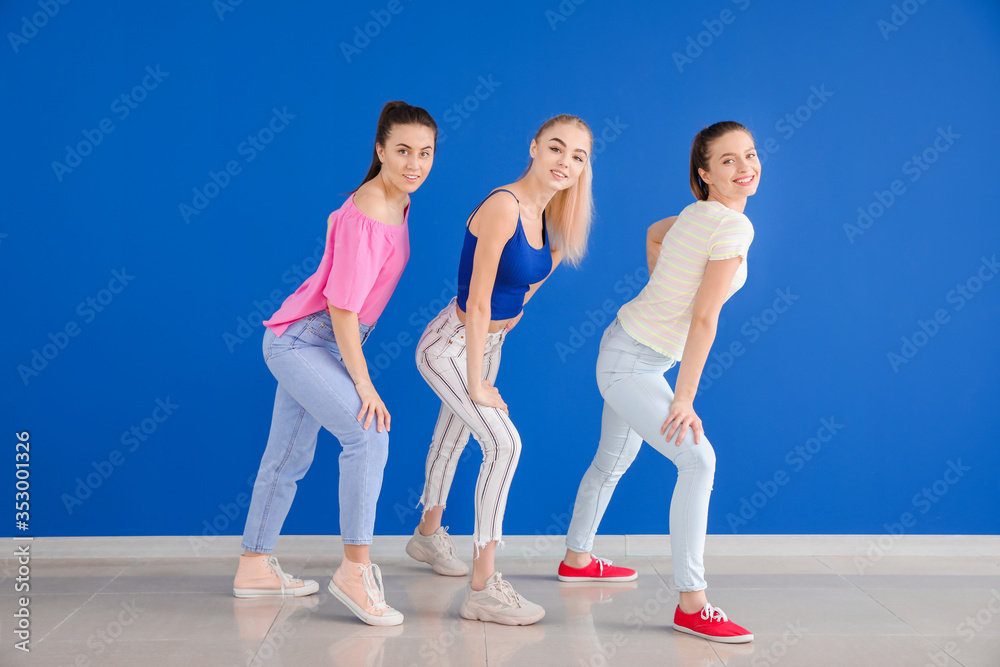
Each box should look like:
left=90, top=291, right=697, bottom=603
left=4, top=0, right=999, bottom=541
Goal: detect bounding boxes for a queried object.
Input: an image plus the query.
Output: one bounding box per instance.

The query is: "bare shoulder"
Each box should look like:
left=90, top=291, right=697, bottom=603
left=468, top=189, right=519, bottom=240
left=352, top=182, right=393, bottom=223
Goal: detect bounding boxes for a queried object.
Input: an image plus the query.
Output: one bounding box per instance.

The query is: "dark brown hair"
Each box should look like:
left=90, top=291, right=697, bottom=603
left=353, top=101, right=437, bottom=192
left=689, top=121, right=753, bottom=200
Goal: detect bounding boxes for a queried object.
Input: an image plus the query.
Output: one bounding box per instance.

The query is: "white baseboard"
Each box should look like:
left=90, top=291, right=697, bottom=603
left=9, top=534, right=1000, bottom=559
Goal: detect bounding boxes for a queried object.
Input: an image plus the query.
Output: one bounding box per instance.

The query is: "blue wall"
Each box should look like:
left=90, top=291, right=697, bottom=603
left=5, top=0, right=999, bottom=541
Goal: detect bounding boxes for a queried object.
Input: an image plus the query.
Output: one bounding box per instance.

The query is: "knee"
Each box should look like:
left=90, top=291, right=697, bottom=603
left=591, top=461, right=625, bottom=485
left=358, top=424, right=390, bottom=463
left=493, top=432, right=521, bottom=464
left=676, top=442, right=716, bottom=479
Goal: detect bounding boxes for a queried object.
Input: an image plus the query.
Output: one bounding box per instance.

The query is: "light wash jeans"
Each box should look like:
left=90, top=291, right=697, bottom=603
left=565, top=318, right=716, bottom=591
left=241, top=310, right=388, bottom=552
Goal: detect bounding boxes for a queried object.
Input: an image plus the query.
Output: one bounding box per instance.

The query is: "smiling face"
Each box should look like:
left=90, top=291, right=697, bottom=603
left=698, top=130, right=760, bottom=202
left=529, top=122, right=591, bottom=190
left=376, top=123, right=436, bottom=194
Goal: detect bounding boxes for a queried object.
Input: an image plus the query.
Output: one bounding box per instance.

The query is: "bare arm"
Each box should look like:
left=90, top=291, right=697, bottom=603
left=646, top=216, right=678, bottom=274
left=321, top=205, right=391, bottom=432
left=465, top=193, right=519, bottom=408
left=326, top=302, right=390, bottom=432
left=661, top=256, right=743, bottom=445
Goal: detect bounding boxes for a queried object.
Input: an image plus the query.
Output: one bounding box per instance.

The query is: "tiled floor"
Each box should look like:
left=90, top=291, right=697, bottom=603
left=1, top=554, right=998, bottom=666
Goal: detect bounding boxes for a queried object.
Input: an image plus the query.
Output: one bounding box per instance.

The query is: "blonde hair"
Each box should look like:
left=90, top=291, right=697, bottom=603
left=519, top=114, right=594, bottom=267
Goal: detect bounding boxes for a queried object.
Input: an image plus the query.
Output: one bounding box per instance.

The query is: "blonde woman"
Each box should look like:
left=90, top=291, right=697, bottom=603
left=406, top=115, right=594, bottom=625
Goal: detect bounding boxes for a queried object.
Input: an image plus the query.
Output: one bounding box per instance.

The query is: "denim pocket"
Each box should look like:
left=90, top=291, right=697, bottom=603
left=304, top=316, right=338, bottom=343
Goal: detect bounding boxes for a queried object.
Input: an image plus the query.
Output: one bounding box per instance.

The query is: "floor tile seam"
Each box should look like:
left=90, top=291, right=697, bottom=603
left=704, top=636, right=727, bottom=666
left=245, top=598, right=291, bottom=665
left=33, top=564, right=131, bottom=646
left=847, top=582, right=942, bottom=644
left=480, top=619, right=488, bottom=667
left=914, top=634, right=971, bottom=667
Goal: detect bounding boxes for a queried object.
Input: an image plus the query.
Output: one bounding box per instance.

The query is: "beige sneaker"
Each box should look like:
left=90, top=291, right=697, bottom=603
left=405, top=526, right=469, bottom=576
left=327, top=557, right=403, bottom=627
left=233, top=554, right=319, bottom=598
left=459, top=572, right=545, bottom=626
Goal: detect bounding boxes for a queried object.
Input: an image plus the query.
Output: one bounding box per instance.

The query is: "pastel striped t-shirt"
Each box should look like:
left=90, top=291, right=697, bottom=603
left=617, top=199, right=754, bottom=360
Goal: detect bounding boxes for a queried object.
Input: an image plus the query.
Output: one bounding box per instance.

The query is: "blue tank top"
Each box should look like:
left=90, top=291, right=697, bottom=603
left=456, top=189, right=552, bottom=319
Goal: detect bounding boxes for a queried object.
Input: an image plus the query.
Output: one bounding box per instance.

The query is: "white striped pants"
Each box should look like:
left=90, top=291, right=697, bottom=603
left=414, top=299, right=521, bottom=551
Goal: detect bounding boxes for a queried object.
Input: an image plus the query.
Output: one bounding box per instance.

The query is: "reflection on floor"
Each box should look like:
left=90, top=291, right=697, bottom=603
left=2, top=553, right=999, bottom=666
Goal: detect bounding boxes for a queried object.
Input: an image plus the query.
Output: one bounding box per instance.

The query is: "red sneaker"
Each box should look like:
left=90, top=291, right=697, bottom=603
left=558, top=556, right=638, bottom=582
left=673, top=603, right=753, bottom=643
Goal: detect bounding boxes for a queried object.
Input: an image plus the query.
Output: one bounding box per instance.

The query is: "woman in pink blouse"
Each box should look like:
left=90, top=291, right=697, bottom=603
left=233, top=101, right=436, bottom=627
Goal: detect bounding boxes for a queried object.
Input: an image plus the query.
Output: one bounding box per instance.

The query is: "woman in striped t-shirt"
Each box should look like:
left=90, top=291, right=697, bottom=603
left=559, top=122, right=760, bottom=644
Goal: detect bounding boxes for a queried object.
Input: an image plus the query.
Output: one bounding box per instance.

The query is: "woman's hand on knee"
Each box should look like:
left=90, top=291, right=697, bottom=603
left=661, top=399, right=702, bottom=446
left=354, top=380, right=391, bottom=432
left=469, top=380, right=508, bottom=414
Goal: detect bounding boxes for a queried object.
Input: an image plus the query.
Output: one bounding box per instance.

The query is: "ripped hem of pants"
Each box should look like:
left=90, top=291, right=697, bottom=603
left=473, top=535, right=505, bottom=560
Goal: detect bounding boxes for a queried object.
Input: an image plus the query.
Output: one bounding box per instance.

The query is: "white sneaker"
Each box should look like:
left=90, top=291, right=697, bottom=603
left=459, top=572, right=545, bottom=626
left=405, top=526, right=469, bottom=576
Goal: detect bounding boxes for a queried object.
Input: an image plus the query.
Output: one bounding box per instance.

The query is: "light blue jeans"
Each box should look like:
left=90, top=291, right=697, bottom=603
left=241, top=310, right=387, bottom=552
left=565, top=318, right=716, bottom=591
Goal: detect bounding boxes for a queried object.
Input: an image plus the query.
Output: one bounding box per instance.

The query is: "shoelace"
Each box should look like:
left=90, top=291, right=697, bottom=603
left=360, top=563, right=390, bottom=612
left=265, top=556, right=300, bottom=595
left=592, top=555, right=613, bottom=575
left=430, top=527, right=457, bottom=558
left=489, top=575, right=522, bottom=608
left=700, top=603, right=729, bottom=623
